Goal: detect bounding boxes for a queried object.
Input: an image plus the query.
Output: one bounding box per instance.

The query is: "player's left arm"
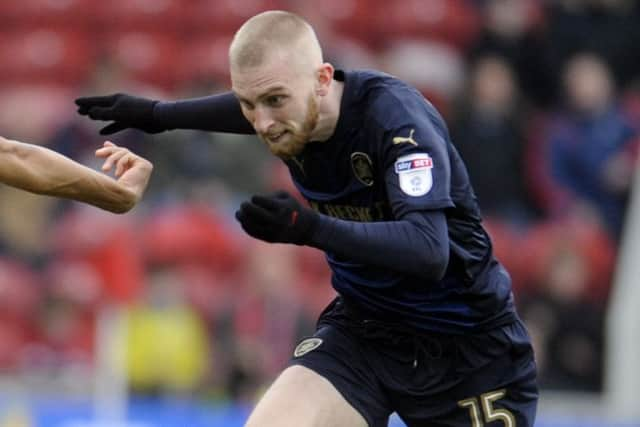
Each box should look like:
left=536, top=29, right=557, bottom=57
left=0, top=136, right=152, bottom=213
left=236, top=189, right=449, bottom=280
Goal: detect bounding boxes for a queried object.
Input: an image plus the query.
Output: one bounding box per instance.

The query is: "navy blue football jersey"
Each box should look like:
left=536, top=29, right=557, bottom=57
left=285, top=69, right=516, bottom=334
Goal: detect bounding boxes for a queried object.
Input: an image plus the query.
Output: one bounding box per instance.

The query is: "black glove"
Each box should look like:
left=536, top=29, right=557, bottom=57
left=75, top=93, right=165, bottom=135
left=235, top=191, right=319, bottom=245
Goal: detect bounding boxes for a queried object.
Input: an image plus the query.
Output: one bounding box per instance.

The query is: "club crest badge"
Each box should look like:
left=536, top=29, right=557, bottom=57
left=293, top=338, right=323, bottom=357
left=394, top=153, right=434, bottom=196
left=351, top=152, right=374, bottom=186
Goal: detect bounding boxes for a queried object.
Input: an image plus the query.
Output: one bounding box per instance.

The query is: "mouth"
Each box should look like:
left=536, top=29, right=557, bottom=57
left=266, top=130, right=288, bottom=144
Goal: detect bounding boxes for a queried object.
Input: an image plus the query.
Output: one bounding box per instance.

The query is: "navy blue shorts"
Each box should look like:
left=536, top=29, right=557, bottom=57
left=289, top=297, right=538, bottom=427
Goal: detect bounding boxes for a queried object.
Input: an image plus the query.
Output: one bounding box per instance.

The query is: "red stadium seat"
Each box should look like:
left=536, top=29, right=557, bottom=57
left=375, top=0, right=481, bottom=50
left=104, top=32, right=182, bottom=90
left=140, top=204, right=241, bottom=274
left=0, top=257, right=43, bottom=322
left=179, top=35, right=234, bottom=87
left=0, top=1, right=22, bottom=23
left=518, top=216, right=616, bottom=304
left=50, top=208, right=144, bottom=304
left=0, top=317, right=30, bottom=370
left=0, top=29, right=94, bottom=86
left=189, top=0, right=287, bottom=35
left=45, top=260, right=104, bottom=309
left=90, top=0, right=197, bottom=32
left=0, top=258, right=42, bottom=369
left=0, top=0, right=93, bottom=27
left=301, top=0, right=385, bottom=47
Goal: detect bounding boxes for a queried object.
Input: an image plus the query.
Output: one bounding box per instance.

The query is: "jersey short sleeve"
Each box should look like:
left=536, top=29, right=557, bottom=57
left=376, top=87, right=455, bottom=218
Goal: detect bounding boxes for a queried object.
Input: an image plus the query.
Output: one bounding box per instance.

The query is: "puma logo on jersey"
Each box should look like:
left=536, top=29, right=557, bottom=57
left=392, top=129, right=418, bottom=146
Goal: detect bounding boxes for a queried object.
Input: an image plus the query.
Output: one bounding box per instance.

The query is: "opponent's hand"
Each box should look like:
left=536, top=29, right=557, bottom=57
left=235, top=191, right=318, bottom=245
left=75, top=93, right=164, bottom=135
left=96, top=141, right=153, bottom=202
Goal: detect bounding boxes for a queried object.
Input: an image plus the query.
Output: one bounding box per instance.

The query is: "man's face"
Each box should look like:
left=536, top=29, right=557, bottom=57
left=231, top=58, right=319, bottom=159
left=564, top=55, right=612, bottom=115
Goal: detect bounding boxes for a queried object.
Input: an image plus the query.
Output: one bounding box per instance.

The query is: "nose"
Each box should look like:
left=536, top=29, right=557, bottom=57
left=252, top=106, right=275, bottom=135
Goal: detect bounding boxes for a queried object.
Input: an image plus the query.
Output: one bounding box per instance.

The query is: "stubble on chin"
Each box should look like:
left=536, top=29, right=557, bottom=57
left=264, top=95, right=319, bottom=160
left=270, top=133, right=307, bottom=159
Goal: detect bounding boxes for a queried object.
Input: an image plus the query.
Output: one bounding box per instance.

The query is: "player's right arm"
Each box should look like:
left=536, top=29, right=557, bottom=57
left=0, top=137, right=152, bottom=213
left=75, top=92, right=254, bottom=135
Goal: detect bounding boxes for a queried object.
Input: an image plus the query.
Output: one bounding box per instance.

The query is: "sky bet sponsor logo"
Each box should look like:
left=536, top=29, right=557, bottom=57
left=395, top=156, right=433, bottom=173
left=394, top=153, right=434, bottom=196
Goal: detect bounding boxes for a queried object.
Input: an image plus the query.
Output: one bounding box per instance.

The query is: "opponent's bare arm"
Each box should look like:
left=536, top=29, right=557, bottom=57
left=0, top=137, right=153, bottom=213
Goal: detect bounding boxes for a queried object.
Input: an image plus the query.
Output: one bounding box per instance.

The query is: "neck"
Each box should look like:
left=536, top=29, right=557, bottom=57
left=310, top=79, right=344, bottom=142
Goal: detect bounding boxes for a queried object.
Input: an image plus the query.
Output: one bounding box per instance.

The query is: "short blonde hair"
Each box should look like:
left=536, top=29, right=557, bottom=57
left=229, top=10, right=323, bottom=72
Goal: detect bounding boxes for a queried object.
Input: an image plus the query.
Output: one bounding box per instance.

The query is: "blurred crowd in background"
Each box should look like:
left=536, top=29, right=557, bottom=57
left=0, top=0, right=639, bottom=406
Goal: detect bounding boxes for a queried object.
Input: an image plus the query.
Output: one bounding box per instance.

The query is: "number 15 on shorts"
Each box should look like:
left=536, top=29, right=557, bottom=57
left=458, top=389, right=515, bottom=427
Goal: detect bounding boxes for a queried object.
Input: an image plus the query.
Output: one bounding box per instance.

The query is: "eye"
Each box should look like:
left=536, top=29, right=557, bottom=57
left=265, top=95, right=286, bottom=107
left=240, top=100, right=254, bottom=111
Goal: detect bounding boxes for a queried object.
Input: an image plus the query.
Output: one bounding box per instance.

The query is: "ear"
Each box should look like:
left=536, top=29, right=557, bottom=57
left=315, top=63, right=334, bottom=96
